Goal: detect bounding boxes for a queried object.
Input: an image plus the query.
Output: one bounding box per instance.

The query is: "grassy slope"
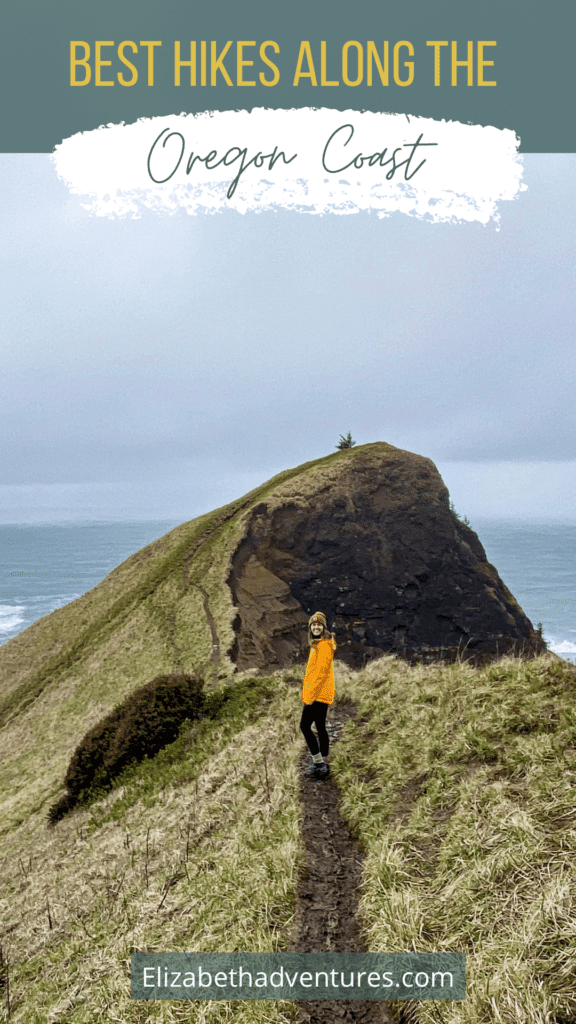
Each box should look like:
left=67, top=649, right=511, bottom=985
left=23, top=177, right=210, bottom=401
left=334, top=653, right=576, bottom=1024
left=0, top=447, right=363, bottom=832
left=0, top=671, right=305, bottom=1024
left=1, top=655, right=575, bottom=1023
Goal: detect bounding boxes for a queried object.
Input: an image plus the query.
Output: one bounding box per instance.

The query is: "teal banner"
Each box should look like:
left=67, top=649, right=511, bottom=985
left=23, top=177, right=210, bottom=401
left=0, top=0, right=574, bottom=152
left=131, top=952, right=465, bottom=1001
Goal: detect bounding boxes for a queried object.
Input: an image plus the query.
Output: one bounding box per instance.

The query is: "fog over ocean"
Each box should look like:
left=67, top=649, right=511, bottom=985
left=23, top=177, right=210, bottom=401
left=1, top=517, right=574, bottom=664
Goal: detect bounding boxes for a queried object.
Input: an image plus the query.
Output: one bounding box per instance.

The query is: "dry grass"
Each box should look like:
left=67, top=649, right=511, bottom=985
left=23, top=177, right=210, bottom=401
left=334, top=653, right=576, bottom=1024
left=0, top=682, right=303, bottom=1024
left=3, top=634, right=575, bottom=1022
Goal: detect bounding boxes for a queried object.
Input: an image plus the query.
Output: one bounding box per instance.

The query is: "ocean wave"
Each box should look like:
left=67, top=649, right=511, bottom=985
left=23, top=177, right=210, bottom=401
left=0, top=604, right=26, bottom=633
left=548, top=639, right=576, bottom=656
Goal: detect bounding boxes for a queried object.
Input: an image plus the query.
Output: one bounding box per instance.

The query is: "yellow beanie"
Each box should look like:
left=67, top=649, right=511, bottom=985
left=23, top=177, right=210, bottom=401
left=308, top=611, right=327, bottom=627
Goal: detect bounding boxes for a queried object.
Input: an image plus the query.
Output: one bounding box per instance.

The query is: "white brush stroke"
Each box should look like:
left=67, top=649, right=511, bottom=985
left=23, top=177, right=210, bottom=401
left=53, top=107, right=524, bottom=223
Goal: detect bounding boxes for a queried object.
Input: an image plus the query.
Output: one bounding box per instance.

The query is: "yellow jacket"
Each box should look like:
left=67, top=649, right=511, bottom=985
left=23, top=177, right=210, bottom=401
left=302, top=637, right=336, bottom=705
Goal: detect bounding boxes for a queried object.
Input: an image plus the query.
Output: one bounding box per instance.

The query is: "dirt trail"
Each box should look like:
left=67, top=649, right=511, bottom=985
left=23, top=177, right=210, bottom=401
left=288, top=700, right=393, bottom=1024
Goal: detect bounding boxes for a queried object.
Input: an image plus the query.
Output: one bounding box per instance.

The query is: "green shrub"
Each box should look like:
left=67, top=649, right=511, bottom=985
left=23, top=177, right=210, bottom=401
left=203, top=688, right=228, bottom=719
left=48, top=673, right=204, bottom=823
left=47, top=791, right=77, bottom=824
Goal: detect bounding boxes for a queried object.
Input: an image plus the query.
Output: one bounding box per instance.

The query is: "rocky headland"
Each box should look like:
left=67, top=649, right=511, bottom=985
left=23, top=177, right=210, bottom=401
left=229, top=443, right=539, bottom=670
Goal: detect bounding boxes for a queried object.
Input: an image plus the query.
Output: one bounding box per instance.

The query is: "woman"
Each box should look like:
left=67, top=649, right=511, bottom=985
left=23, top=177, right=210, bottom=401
left=300, top=611, right=336, bottom=779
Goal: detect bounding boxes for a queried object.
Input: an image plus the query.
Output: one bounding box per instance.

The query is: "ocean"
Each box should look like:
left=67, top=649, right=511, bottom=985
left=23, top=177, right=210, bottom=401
left=0, top=519, right=575, bottom=663
left=0, top=520, right=180, bottom=647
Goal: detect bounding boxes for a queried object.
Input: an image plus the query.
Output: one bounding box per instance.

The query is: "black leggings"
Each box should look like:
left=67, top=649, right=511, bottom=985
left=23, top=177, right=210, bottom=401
left=300, top=701, right=329, bottom=757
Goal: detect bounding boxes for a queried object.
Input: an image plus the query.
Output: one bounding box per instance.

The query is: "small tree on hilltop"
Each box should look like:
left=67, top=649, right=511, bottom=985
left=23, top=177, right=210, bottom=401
left=336, top=431, right=356, bottom=450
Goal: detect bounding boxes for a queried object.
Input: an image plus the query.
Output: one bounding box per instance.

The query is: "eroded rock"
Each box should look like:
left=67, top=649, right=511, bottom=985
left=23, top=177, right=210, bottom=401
left=228, top=443, right=541, bottom=670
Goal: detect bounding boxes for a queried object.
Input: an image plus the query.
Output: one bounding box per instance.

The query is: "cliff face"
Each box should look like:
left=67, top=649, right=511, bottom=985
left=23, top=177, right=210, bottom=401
left=229, top=444, right=538, bottom=669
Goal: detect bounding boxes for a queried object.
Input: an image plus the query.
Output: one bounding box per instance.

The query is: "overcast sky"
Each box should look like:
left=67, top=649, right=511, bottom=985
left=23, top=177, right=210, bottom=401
left=1, top=153, right=574, bottom=523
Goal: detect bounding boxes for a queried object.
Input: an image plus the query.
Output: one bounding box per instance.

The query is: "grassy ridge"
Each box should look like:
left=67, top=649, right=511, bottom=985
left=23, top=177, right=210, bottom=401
left=1, top=656, right=575, bottom=1023
left=334, top=654, right=576, bottom=1024
left=1, top=451, right=571, bottom=1023
left=0, top=443, right=369, bottom=730
left=0, top=447, right=361, bottom=831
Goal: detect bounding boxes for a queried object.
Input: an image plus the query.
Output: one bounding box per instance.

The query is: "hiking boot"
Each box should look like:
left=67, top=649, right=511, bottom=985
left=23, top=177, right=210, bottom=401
left=314, top=762, right=330, bottom=779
